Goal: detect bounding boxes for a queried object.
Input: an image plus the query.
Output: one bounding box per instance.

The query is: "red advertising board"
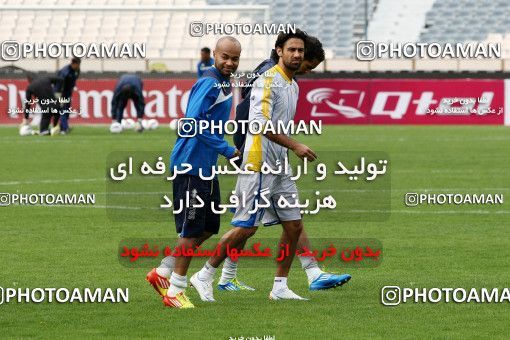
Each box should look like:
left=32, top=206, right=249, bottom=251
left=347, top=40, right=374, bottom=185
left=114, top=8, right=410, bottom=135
left=0, top=79, right=196, bottom=124
left=296, top=79, right=505, bottom=125
left=0, top=78, right=505, bottom=125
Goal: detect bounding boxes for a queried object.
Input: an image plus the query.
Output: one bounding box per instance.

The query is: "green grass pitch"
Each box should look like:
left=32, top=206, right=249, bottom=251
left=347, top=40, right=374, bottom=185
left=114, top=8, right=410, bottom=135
left=0, top=125, right=509, bottom=339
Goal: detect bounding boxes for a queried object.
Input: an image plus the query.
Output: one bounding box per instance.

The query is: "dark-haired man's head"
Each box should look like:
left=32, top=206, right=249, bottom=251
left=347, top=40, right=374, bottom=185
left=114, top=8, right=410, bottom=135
left=275, top=29, right=307, bottom=73
left=71, top=57, right=81, bottom=71
left=200, top=47, right=211, bottom=62
left=269, top=34, right=324, bottom=74
left=297, top=36, right=325, bottom=75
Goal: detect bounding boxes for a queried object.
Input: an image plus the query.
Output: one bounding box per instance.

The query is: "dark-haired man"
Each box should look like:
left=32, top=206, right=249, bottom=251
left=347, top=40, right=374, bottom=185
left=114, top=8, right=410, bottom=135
left=219, top=33, right=350, bottom=294
left=197, top=47, right=214, bottom=77
left=109, top=74, right=145, bottom=133
left=53, top=57, right=80, bottom=134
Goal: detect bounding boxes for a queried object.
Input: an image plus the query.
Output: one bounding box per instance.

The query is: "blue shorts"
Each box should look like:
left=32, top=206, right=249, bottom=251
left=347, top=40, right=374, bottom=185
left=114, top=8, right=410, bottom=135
left=172, top=174, right=221, bottom=238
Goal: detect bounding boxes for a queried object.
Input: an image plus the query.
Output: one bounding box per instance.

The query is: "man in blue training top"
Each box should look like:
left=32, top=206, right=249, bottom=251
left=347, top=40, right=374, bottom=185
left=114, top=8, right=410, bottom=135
left=109, top=74, right=145, bottom=133
left=53, top=57, right=80, bottom=135
left=146, top=36, right=241, bottom=308
left=197, top=47, right=214, bottom=77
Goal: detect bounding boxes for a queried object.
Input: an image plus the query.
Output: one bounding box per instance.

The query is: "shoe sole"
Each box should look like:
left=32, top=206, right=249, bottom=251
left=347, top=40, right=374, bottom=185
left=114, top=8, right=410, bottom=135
left=269, top=292, right=309, bottom=301
left=217, top=284, right=255, bottom=292
left=217, top=285, right=240, bottom=291
left=162, top=297, right=194, bottom=309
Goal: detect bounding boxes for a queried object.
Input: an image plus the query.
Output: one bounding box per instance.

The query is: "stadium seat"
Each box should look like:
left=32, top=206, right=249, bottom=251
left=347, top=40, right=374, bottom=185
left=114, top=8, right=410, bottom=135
left=3, top=0, right=509, bottom=71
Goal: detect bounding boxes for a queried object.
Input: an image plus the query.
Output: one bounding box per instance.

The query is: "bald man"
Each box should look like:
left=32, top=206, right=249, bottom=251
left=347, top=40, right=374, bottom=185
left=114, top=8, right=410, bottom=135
left=146, top=36, right=242, bottom=308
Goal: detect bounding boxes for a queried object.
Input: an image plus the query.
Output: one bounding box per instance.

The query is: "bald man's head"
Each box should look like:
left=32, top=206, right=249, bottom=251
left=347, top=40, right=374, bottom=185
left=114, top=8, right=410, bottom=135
left=213, top=36, right=241, bottom=77
left=215, top=36, right=241, bottom=50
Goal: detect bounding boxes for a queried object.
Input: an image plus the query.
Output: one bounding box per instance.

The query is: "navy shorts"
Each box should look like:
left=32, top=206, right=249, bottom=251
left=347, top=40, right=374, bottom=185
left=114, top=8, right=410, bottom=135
left=172, top=174, right=221, bottom=238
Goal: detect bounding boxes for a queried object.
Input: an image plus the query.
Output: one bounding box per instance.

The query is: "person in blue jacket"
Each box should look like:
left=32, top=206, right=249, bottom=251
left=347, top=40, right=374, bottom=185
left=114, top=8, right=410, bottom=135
left=110, top=74, right=145, bottom=133
left=53, top=57, right=80, bottom=134
left=146, top=36, right=241, bottom=308
left=197, top=47, right=214, bottom=77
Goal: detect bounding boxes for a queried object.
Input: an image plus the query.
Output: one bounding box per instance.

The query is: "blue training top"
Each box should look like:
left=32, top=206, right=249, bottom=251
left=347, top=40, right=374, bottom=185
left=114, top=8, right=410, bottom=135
left=197, top=58, right=214, bottom=78
left=54, top=64, right=79, bottom=98
left=170, top=66, right=236, bottom=177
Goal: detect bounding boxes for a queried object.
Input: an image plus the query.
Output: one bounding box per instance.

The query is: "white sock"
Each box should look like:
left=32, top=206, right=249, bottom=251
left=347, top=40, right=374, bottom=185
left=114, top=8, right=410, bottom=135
left=167, top=272, right=186, bottom=297
left=299, top=255, right=323, bottom=283
left=197, top=262, right=217, bottom=282
left=218, top=257, right=238, bottom=285
left=272, top=277, right=288, bottom=292
left=156, top=256, right=175, bottom=278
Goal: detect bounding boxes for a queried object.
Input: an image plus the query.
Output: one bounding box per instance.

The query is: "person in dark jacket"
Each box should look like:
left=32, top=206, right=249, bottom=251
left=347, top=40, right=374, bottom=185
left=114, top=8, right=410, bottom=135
left=197, top=47, right=214, bottom=77
left=110, top=74, right=145, bottom=133
left=53, top=57, right=80, bottom=134
left=21, top=74, right=62, bottom=135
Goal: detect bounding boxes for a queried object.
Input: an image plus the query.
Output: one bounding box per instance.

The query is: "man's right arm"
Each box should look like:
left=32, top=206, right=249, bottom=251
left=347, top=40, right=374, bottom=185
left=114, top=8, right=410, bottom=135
left=249, top=77, right=317, bottom=161
left=264, top=132, right=317, bottom=161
